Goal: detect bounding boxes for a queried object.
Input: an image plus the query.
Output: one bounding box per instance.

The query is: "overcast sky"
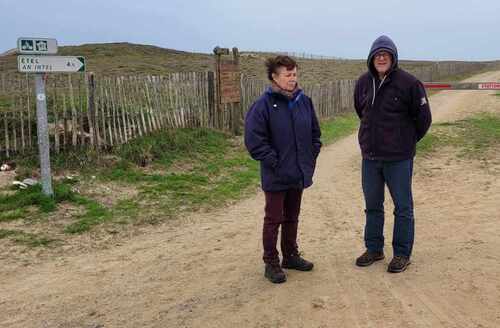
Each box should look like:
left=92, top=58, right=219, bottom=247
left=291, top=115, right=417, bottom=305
left=1, top=0, right=499, bottom=61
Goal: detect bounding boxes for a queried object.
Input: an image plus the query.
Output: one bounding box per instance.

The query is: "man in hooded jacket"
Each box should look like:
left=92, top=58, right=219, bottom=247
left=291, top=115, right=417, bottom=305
left=353, top=35, right=432, bottom=273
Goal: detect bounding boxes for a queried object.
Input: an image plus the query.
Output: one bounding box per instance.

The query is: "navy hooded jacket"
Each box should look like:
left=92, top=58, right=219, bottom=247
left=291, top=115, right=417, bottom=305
left=354, top=35, right=432, bottom=161
left=244, top=87, right=321, bottom=192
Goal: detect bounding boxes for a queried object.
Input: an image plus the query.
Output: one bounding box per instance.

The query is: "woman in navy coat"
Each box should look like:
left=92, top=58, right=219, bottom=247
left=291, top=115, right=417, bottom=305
left=244, top=55, right=322, bottom=283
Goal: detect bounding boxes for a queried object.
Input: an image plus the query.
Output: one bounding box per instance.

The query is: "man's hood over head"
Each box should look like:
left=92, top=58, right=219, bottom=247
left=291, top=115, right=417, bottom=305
left=367, top=35, right=398, bottom=76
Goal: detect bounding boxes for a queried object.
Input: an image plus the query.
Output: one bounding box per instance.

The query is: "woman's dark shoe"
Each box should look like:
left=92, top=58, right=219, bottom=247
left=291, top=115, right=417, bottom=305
left=282, top=254, right=314, bottom=271
left=387, top=256, right=411, bottom=273
left=265, top=264, right=287, bottom=283
left=355, top=250, right=385, bottom=267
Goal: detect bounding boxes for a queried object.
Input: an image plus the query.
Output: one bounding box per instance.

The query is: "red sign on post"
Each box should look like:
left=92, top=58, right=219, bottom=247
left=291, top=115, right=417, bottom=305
left=424, top=82, right=500, bottom=90
left=478, top=82, right=500, bottom=90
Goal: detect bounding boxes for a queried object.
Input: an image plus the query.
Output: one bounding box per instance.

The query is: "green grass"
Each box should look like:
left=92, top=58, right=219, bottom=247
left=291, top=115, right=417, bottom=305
left=12, top=128, right=227, bottom=176
left=114, top=128, right=227, bottom=169
left=14, top=148, right=103, bottom=177
left=2, top=114, right=361, bottom=242
left=115, top=114, right=359, bottom=223
left=0, top=208, right=25, bottom=222
left=0, top=184, right=59, bottom=215
left=0, top=177, right=112, bottom=238
left=415, top=133, right=442, bottom=154
left=320, top=112, right=358, bottom=145
left=100, top=128, right=261, bottom=222
left=1, top=127, right=258, bottom=234
left=417, top=112, right=500, bottom=157
left=64, top=198, right=112, bottom=234
left=0, top=229, right=58, bottom=247
left=105, top=115, right=358, bottom=223
left=461, top=113, right=500, bottom=154
left=5, top=109, right=495, bottom=244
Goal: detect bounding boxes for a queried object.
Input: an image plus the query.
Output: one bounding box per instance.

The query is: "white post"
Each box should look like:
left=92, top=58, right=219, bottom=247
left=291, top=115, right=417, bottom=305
left=34, top=73, right=53, bottom=196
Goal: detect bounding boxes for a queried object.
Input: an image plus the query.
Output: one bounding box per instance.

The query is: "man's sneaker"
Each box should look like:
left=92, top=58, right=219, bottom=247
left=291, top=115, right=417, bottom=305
left=387, top=256, right=411, bottom=273
left=355, top=250, right=385, bottom=267
left=265, top=264, right=287, bottom=283
left=282, top=254, right=314, bottom=271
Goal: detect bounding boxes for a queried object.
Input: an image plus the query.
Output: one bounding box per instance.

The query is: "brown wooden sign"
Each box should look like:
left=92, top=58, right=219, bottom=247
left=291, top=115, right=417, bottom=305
left=219, top=60, right=240, bottom=104
left=212, top=46, right=243, bottom=135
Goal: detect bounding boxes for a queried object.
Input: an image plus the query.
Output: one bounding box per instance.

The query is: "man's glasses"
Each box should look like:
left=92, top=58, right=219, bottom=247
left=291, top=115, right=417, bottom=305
left=374, top=51, right=391, bottom=59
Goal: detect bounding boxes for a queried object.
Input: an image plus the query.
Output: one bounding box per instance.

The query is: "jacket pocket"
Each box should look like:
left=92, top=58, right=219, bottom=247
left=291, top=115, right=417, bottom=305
left=276, top=153, right=302, bottom=185
left=376, top=124, right=402, bottom=154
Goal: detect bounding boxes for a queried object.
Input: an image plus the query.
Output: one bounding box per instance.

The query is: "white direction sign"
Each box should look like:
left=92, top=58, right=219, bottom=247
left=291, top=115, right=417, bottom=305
left=17, top=37, right=58, bottom=54
left=17, top=55, right=85, bottom=73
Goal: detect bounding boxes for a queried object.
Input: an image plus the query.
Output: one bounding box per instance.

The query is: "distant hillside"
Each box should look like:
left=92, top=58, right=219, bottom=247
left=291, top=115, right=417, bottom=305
left=0, top=43, right=214, bottom=76
left=0, top=48, right=16, bottom=57
left=0, top=42, right=496, bottom=84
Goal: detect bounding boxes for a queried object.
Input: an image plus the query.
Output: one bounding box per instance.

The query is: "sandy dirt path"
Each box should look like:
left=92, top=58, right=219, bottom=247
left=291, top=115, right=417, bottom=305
left=1, top=71, right=500, bottom=328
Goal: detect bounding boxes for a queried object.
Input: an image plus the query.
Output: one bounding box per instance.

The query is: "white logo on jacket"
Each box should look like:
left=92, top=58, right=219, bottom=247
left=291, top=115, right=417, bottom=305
left=420, top=97, right=427, bottom=106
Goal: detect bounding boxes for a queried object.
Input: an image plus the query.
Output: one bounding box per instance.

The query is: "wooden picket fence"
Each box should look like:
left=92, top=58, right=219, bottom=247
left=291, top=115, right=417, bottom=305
left=410, top=61, right=488, bottom=82
left=238, top=76, right=355, bottom=132
left=0, top=60, right=492, bottom=158
left=0, top=72, right=216, bottom=157
left=0, top=72, right=356, bottom=158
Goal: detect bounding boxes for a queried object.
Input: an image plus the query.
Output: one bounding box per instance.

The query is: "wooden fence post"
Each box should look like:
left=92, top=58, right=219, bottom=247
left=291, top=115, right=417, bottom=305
left=213, top=47, right=223, bottom=130
left=87, top=73, right=98, bottom=148
left=231, top=47, right=243, bottom=135
left=207, top=71, right=216, bottom=129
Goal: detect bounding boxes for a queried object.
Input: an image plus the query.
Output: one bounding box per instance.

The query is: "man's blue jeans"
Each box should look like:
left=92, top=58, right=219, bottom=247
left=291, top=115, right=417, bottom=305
left=362, top=159, right=414, bottom=258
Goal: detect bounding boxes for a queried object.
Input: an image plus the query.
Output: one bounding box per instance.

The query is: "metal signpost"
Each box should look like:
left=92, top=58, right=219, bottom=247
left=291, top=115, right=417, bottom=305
left=33, top=73, right=52, bottom=196
left=16, top=37, right=85, bottom=196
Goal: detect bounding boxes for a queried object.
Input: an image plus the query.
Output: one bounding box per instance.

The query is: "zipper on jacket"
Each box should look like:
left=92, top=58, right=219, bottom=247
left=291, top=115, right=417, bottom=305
left=371, top=75, right=387, bottom=106
left=369, top=74, right=387, bottom=160
left=288, top=92, right=303, bottom=109
left=289, top=97, right=305, bottom=186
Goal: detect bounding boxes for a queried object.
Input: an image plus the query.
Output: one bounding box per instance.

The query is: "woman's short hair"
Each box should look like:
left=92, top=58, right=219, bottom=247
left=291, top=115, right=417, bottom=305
left=265, top=55, right=298, bottom=81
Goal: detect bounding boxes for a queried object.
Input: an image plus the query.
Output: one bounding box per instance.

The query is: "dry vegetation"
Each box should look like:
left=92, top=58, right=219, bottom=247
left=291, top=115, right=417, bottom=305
left=2, top=42, right=493, bottom=83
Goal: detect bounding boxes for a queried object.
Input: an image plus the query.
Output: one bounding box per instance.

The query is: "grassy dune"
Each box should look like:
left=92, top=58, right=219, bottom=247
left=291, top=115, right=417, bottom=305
left=1, top=42, right=488, bottom=83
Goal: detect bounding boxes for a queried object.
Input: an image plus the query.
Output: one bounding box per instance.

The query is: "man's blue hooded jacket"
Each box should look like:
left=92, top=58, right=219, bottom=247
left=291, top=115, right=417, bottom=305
left=354, top=35, right=432, bottom=161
